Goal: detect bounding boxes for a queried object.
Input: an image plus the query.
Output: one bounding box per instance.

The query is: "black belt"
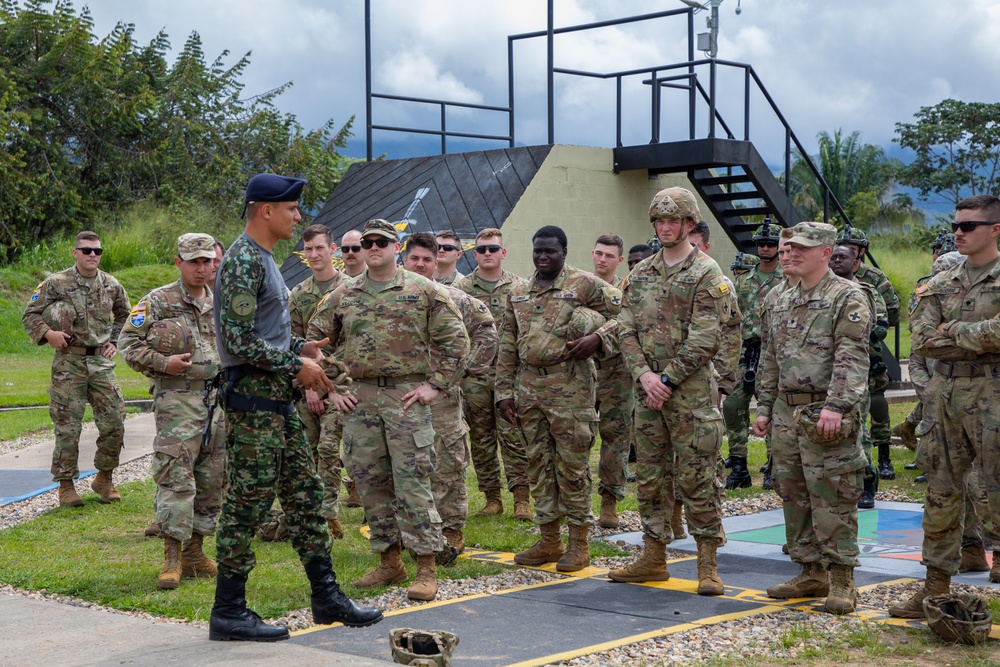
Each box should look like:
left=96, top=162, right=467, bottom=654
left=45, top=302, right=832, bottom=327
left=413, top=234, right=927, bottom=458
left=783, top=392, right=827, bottom=406
left=931, top=360, right=1000, bottom=378
left=224, top=391, right=295, bottom=416
left=64, top=346, right=100, bottom=356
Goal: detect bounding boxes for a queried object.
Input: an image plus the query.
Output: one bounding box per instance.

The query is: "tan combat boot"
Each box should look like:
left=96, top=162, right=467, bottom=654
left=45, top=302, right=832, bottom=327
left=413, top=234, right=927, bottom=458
left=991, top=551, right=1000, bottom=583
left=512, top=485, right=532, bottom=522
left=352, top=543, right=408, bottom=588
left=407, top=554, right=438, bottom=601
left=479, top=489, right=503, bottom=516
left=144, top=523, right=160, bottom=538
left=514, top=520, right=564, bottom=565
left=327, top=518, right=344, bottom=540
left=766, top=561, right=829, bottom=599
left=824, top=564, right=857, bottom=615
left=180, top=533, right=217, bottom=578
left=670, top=502, right=686, bottom=540
left=608, top=534, right=669, bottom=582
left=158, top=536, right=182, bottom=590
left=442, top=527, right=465, bottom=554
left=959, top=544, right=989, bottom=572
left=58, top=480, right=84, bottom=508
left=598, top=493, right=619, bottom=529
left=344, top=479, right=363, bottom=508
left=695, top=537, right=725, bottom=596
left=91, top=470, right=121, bottom=503
left=888, top=566, right=951, bottom=618
left=557, top=524, right=591, bottom=572
left=891, top=421, right=918, bottom=450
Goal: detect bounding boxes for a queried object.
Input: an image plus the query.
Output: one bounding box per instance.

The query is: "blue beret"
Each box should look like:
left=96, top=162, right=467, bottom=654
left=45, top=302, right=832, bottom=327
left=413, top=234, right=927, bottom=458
left=244, top=173, right=308, bottom=203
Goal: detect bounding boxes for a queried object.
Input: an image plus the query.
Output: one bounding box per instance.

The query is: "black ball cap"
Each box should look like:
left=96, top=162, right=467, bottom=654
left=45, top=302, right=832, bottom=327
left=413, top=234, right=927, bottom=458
left=244, top=173, right=308, bottom=203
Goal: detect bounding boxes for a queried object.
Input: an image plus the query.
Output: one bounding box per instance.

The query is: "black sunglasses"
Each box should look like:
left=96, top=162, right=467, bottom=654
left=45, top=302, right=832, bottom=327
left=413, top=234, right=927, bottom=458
left=438, top=244, right=460, bottom=252
left=361, top=238, right=393, bottom=249
left=757, top=241, right=778, bottom=248
left=341, top=245, right=363, bottom=254
left=475, top=244, right=502, bottom=254
left=76, top=247, right=103, bottom=255
left=952, top=221, right=997, bottom=233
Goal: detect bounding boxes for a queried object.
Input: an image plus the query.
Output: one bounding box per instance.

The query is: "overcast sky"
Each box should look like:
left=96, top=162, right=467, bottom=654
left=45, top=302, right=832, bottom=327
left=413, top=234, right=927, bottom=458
left=77, top=0, right=1000, bottom=208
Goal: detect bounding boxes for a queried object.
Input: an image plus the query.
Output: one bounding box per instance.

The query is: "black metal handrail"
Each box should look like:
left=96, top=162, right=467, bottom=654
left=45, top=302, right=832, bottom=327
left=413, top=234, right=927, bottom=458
left=369, top=93, right=512, bottom=155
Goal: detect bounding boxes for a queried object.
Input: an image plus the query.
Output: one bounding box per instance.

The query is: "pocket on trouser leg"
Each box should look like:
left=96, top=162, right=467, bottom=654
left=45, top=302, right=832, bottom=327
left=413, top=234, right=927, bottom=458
left=410, top=426, right=436, bottom=478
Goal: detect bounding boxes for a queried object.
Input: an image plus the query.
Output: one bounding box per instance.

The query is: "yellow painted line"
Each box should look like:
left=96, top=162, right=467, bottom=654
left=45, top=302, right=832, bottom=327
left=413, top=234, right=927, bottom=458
left=858, top=576, right=917, bottom=590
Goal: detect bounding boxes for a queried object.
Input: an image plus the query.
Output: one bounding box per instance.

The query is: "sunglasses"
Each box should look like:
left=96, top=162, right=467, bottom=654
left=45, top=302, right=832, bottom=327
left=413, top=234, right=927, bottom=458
left=76, top=247, right=103, bottom=256
left=341, top=245, right=363, bottom=254
left=475, top=244, right=502, bottom=254
left=438, top=244, right=460, bottom=252
left=361, top=237, right=393, bottom=249
left=757, top=241, right=778, bottom=248
left=952, top=221, right=997, bottom=233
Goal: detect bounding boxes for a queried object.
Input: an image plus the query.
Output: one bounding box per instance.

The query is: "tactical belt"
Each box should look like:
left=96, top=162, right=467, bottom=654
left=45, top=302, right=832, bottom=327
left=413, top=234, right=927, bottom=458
left=524, top=361, right=571, bottom=377
left=593, top=357, right=622, bottom=371
left=645, top=358, right=670, bottom=373
left=354, top=373, right=426, bottom=388
left=783, top=391, right=828, bottom=406
left=63, top=346, right=100, bottom=356
left=221, top=364, right=295, bottom=416
left=931, top=360, right=1000, bottom=378
left=158, top=377, right=207, bottom=391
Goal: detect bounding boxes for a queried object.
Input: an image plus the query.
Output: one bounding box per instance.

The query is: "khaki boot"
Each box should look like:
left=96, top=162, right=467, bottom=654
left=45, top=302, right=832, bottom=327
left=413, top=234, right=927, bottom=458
left=556, top=524, right=591, bottom=572
left=608, top=534, right=669, bottom=582
left=892, top=420, right=918, bottom=450
left=144, top=523, right=160, bottom=538
left=695, top=537, right=725, bottom=596
left=442, top=527, right=465, bottom=554
left=992, top=551, right=1000, bottom=583
left=344, top=479, right=363, bottom=508
left=824, top=564, right=857, bottom=615
left=598, top=493, right=619, bottom=529
left=58, top=480, right=83, bottom=508
left=670, top=502, right=686, bottom=540
left=407, top=554, right=438, bottom=601
left=91, top=470, right=121, bottom=503
left=180, top=533, right=218, bottom=578
left=959, top=544, right=990, bottom=572
left=352, top=543, right=408, bottom=589
left=327, top=518, right=344, bottom=540
left=512, top=485, right=532, bottom=522
left=158, top=537, right=182, bottom=590
left=514, top=520, right=564, bottom=565
left=888, top=566, right=951, bottom=618
left=479, top=490, right=503, bottom=516
left=766, top=561, right=829, bottom=599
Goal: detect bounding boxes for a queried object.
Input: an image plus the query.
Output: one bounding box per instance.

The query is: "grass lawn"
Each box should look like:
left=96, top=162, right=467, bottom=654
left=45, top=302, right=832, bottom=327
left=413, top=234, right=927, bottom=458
left=0, top=353, right=151, bottom=408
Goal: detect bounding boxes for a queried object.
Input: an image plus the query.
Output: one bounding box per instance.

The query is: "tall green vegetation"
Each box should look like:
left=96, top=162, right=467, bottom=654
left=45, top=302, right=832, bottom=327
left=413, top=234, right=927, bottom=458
left=0, top=0, right=356, bottom=263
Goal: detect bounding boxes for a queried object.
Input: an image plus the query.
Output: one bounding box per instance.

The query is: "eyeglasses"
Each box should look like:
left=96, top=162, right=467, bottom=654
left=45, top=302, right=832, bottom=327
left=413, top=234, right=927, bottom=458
left=438, top=244, right=460, bottom=252
left=76, top=247, right=103, bottom=256
left=341, top=245, right=363, bottom=254
left=952, top=221, right=997, bottom=233
left=475, top=244, right=502, bottom=254
left=361, top=237, right=393, bottom=249
left=757, top=241, right=778, bottom=248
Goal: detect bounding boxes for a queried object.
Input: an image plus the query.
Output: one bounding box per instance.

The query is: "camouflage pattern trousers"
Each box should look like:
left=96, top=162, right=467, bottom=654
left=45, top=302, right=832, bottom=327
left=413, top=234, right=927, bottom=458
left=918, top=375, right=1000, bottom=575
left=430, top=390, right=470, bottom=532
left=595, top=359, right=633, bottom=501
left=634, top=378, right=725, bottom=544
left=962, top=462, right=995, bottom=548
left=296, top=398, right=345, bottom=520
left=463, top=376, right=529, bottom=492
left=151, top=388, right=225, bottom=542
left=48, top=351, right=125, bottom=480
left=513, top=365, right=597, bottom=527
left=342, top=382, right=444, bottom=556
left=771, top=398, right=865, bottom=567
left=215, top=374, right=330, bottom=579
left=722, top=360, right=770, bottom=460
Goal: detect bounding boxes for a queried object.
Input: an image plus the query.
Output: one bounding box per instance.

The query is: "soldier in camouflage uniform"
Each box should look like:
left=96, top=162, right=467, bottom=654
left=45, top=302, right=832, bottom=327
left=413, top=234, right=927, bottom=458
left=434, top=230, right=466, bottom=285
left=890, top=195, right=1000, bottom=619
left=308, top=219, right=470, bottom=602
left=402, top=233, right=498, bottom=559
left=730, top=252, right=758, bottom=278
left=754, top=222, right=871, bottom=615
left=209, top=174, right=381, bottom=643
left=455, top=229, right=532, bottom=520
left=495, top=225, right=612, bottom=573
left=289, top=224, right=347, bottom=538
left=22, top=230, right=131, bottom=507
left=119, top=233, right=226, bottom=590
left=608, top=189, right=739, bottom=596
left=724, top=223, right=783, bottom=491
left=837, top=227, right=900, bottom=480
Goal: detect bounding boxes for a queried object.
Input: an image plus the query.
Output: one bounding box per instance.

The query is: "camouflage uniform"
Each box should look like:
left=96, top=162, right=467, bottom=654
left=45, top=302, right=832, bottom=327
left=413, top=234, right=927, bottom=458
left=855, top=262, right=900, bottom=327
left=757, top=269, right=871, bottom=567
left=617, top=246, right=739, bottom=543
left=289, top=272, right=346, bottom=520
left=308, top=268, right=469, bottom=555
left=118, top=280, right=225, bottom=541
left=437, top=269, right=464, bottom=286
left=910, top=258, right=1000, bottom=574
left=594, top=280, right=632, bottom=502
left=495, top=264, right=612, bottom=526
left=454, top=270, right=530, bottom=493
left=213, top=233, right=331, bottom=578
left=857, top=283, right=888, bottom=465
left=22, top=266, right=130, bottom=481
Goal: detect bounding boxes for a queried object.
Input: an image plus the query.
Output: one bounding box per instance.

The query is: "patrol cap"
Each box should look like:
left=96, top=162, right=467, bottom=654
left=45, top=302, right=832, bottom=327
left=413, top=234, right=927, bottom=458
left=361, top=218, right=399, bottom=241
left=244, top=173, right=307, bottom=203
left=177, top=233, right=216, bottom=261
left=648, top=187, right=700, bottom=223
left=785, top=221, right=837, bottom=247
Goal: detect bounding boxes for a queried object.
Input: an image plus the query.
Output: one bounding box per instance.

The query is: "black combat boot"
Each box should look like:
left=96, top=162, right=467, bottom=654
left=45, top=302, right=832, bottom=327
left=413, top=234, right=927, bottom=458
left=858, top=468, right=878, bottom=510
left=209, top=574, right=289, bottom=642
left=305, top=557, right=384, bottom=627
left=725, top=457, right=752, bottom=490
left=878, top=443, right=896, bottom=480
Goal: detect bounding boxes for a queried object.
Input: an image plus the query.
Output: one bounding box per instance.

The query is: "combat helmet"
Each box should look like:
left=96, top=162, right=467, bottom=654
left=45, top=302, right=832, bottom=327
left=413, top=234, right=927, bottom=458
left=930, top=228, right=949, bottom=250
left=836, top=226, right=869, bottom=249
left=567, top=307, right=606, bottom=341
left=146, top=320, right=193, bottom=356
left=751, top=217, right=782, bottom=244
left=390, top=628, right=460, bottom=667
left=938, top=233, right=958, bottom=254
left=730, top=252, right=758, bottom=272
left=923, top=593, right=992, bottom=645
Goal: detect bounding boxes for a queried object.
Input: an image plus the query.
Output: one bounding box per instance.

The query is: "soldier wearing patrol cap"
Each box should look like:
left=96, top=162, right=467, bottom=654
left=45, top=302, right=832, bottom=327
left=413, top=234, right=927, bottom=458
left=119, top=233, right=226, bottom=590
left=22, top=230, right=131, bottom=507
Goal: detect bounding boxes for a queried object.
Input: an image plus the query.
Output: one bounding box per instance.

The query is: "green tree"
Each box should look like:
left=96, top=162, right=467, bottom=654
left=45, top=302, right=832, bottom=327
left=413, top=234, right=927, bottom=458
left=894, top=98, right=1000, bottom=207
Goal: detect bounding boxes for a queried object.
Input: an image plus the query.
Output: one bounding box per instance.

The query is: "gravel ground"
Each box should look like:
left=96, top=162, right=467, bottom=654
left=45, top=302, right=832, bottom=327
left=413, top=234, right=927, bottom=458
left=0, top=431, right=51, bottom=457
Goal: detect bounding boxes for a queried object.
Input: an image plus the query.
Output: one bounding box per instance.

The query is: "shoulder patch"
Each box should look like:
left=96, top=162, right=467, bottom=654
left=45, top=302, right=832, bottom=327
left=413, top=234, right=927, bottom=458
left=848, top=310, right=862, bottom=322
left=915, top=284, right=930, bottom=295
left=129, top=302, right=147, bottom=327
left=477, top=302, right=488, bottom=313
left=30, top=281, right=44, bottom=302
left=611, top=294, right=621, bottom=306
left=228, top=290, right=256, bottom=321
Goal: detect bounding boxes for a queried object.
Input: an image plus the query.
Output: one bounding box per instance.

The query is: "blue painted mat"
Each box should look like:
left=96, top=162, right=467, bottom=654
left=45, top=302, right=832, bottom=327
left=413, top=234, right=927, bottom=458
left=0, top=469, right=96, bottom=506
